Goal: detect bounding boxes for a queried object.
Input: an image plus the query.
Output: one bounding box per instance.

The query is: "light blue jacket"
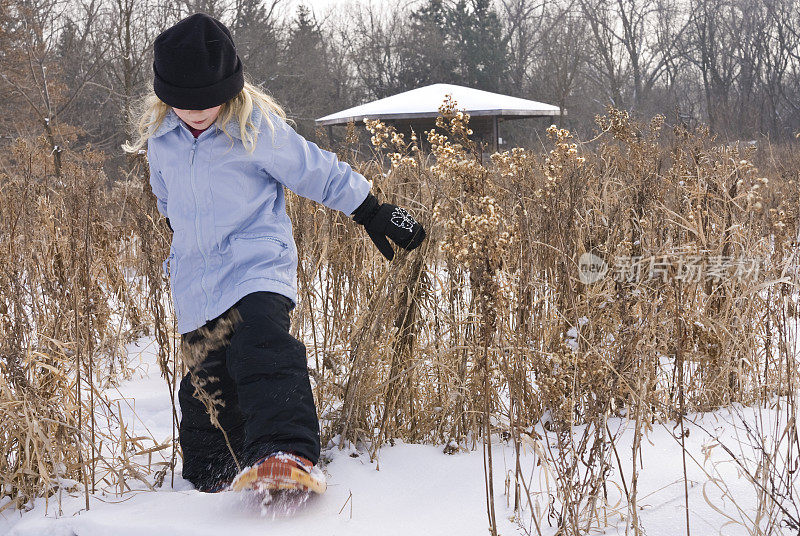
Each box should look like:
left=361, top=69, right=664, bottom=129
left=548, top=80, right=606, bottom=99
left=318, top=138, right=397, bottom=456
left=147, top=106, right=371, bottom=334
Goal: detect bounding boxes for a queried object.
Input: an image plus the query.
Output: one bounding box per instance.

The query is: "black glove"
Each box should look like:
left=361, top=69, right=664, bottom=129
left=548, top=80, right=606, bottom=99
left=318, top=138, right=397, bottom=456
left=352, top=193, right=426, bottom=261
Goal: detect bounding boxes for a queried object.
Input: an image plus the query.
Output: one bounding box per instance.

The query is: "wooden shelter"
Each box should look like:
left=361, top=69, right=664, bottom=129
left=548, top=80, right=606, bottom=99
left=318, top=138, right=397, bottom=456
left=315, top=83, right=563, bottom=152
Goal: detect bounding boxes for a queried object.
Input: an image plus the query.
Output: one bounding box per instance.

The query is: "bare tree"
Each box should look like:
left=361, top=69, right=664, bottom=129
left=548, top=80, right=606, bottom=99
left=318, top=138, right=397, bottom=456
left=536, top=7, right=591, bottom=121
left=760, top=0, right=799, bottom=136
left=578, top=0, right=688, bottom=111
left=4, top=0, right=799, bottom=156
left=339, top=0, right=407, bottom=99
left=499, top=0, right=551, bottom=95
left=0, top=0, right=77, bottom=175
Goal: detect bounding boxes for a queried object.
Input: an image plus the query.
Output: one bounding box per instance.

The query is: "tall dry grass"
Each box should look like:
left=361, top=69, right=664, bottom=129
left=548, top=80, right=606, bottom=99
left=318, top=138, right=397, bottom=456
left=1, top=103, right=797, bottom=534
left=291, top=103, right=800, bottom=534
left=0, top=136, right=176, bottom=512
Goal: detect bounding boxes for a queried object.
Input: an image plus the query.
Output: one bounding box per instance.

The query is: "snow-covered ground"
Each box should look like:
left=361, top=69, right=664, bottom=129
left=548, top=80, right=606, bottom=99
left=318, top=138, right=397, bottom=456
left=0, top=337, right=793, bottom=536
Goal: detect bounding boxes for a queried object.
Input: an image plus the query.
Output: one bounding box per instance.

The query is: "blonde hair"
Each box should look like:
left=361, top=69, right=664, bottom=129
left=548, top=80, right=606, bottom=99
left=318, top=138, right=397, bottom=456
left=122, top=78, right=290, bottom=155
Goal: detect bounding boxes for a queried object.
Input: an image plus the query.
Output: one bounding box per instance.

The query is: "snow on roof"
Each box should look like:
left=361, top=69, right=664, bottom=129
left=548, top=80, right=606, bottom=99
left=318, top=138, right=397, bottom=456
left=316, top=83, right=562, bottom=126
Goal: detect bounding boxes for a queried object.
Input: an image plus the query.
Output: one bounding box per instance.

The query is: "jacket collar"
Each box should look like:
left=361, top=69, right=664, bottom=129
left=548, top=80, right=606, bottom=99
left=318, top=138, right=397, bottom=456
left=151, top=105, right=264, bottom=140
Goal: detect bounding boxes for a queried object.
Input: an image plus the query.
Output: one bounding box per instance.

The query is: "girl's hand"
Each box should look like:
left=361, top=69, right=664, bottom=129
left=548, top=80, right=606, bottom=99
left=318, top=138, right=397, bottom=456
left=352, top=193, right=426, bottom=261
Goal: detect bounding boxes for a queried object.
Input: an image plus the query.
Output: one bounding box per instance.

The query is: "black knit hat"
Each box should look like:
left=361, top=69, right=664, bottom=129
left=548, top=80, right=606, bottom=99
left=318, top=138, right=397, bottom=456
left=153, top=13, right=244, bottom=109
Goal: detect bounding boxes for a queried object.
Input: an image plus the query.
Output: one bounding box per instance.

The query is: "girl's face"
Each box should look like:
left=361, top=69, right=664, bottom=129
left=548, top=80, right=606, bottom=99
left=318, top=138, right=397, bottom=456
left=172, top=106, right=221, bottom=130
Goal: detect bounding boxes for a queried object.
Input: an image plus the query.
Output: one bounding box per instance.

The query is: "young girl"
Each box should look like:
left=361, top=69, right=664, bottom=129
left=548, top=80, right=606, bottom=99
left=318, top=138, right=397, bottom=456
left=123, top=13, right=426, bottom=493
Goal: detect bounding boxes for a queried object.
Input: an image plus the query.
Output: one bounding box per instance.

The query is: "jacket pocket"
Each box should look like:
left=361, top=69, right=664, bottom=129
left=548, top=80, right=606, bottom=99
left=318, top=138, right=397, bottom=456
left=230, top=232, right=290, bottom=284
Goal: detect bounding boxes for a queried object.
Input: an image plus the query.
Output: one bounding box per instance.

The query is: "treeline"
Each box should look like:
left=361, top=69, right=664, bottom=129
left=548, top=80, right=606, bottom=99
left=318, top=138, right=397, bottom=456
left=1, top=0, right=799, bottom=173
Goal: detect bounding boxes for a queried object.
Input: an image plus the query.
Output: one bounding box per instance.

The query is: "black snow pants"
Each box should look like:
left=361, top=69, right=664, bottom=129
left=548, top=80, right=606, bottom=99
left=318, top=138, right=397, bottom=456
left=177, top=291, right=320, bottom=491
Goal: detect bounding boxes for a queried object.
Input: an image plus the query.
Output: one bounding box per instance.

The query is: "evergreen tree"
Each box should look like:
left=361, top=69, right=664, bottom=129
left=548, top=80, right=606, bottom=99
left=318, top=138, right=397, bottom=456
left=180, top=0, right=226, bottom=21
left=278, top=5, right=336, bottom=137
left=231, top=0, right=282, bottom=87
left=397, top=0, right=457, bottom=89
left=395, top=0, right=508, bottom=91
left=448, top=0, right=508, bottom=91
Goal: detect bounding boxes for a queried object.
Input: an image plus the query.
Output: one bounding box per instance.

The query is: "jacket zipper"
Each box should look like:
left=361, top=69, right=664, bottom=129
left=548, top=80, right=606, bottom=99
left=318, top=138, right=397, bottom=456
left=233, top=235, right=286, bottom=247
left=261, top=236, right=285, bottom=247
left=189, top=136, right=211, bottom=321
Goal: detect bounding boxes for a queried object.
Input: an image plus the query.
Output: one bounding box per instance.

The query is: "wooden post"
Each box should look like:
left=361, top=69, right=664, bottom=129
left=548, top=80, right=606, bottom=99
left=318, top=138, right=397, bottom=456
left=492, top=116, right=499, bottom=153
left=327, top=125, right=334, bottom=145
